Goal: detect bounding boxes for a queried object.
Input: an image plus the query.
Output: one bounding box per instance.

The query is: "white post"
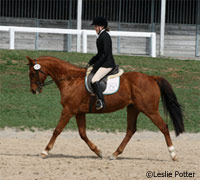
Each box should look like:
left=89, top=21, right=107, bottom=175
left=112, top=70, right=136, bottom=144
left=151, top=33, right=156, bottom=57
left=160, top=0, right=166, bottom=56
left=77, top=0, right=82, bottom=52
left=9, top=28, right=15, bottom=50
left=82, top=30, right=87, bottom=53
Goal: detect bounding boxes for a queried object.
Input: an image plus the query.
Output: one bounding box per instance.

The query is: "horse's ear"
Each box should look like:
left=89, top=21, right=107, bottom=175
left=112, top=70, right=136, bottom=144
left=26, top=56, right=34, bottom=65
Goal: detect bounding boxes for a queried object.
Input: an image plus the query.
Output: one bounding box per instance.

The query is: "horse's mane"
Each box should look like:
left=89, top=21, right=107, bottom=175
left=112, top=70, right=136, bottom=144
left=37, top=56, right=81, bottom=69
left=37, top=56, right=86, bottom=78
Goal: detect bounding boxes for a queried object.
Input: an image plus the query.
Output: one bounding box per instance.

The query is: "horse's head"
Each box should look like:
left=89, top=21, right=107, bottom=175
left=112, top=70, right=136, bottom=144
left=26, top=56, right=48, bottom=94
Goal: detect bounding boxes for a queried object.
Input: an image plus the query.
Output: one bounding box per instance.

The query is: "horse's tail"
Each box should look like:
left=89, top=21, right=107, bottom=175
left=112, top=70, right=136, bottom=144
left=153, top=76, right=184, bottom=136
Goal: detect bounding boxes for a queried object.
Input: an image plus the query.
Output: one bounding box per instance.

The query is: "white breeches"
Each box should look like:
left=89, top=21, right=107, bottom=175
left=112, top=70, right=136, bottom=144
left=91, top=67, right=112, bottom=84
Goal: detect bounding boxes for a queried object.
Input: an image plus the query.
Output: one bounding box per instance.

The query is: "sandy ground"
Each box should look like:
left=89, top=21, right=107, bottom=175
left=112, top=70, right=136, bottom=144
left=0, top=129, right=200, bottom=180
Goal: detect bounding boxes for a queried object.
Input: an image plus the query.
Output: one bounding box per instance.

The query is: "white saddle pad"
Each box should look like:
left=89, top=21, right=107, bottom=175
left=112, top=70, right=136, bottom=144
left=103, top=76, right=120, bottom=95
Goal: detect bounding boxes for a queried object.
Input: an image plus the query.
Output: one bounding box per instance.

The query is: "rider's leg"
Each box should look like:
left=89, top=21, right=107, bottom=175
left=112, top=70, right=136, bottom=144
left=91, top=67, right=112, bottom=83
left=91, top=67, right=112, bottom=110
left=92, top=82, right=104, bottom=110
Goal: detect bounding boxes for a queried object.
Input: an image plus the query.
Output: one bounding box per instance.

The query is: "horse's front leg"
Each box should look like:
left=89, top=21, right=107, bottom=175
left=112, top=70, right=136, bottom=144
left=75, top=114, right=102, bottom=158
left=41, top=107, right=73, bottom=158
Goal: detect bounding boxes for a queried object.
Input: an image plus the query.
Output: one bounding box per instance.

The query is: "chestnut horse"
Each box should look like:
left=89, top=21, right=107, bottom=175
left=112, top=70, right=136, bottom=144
left=27, top=56, right=184, bottom=161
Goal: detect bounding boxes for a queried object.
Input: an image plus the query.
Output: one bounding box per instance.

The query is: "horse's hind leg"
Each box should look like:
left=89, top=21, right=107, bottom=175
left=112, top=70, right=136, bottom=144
left=146, top=111, right=177, bottom=161
left=110, top=105, right=139, bottom=160
left=75, top=114, right=102, bottom=158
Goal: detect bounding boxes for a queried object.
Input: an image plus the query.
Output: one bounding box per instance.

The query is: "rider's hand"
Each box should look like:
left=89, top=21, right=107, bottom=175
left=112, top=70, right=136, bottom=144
left=85, top=63, right=91, bottom=69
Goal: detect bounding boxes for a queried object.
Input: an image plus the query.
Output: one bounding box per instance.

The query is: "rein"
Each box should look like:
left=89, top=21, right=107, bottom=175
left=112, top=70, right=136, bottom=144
left=34, top=69, right=55, bottom=88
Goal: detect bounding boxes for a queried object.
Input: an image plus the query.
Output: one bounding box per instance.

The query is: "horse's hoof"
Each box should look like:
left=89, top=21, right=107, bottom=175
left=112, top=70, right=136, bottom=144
left=41, top=150, right=48, bottom=159
left=97, top=150, right=103, bottom=159
left=170, top=152, right=177, bottom=161
left=172, top=156, right=178, bottom=161
left=109, top=154, right=117, bottom=160
left=168, top=146, right=177, bottom=161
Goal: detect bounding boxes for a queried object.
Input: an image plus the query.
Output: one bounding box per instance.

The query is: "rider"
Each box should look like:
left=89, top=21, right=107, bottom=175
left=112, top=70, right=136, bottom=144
left=88, top=17, right=116, bottom=110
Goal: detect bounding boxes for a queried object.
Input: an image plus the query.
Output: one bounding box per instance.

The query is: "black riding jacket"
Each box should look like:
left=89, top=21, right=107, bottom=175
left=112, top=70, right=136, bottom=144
left=88, top=30, right=116, bottom=73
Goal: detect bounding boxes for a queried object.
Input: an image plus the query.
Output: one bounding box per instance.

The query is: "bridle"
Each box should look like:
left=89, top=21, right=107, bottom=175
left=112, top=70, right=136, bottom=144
left=29, top=59, right=55, bottom=91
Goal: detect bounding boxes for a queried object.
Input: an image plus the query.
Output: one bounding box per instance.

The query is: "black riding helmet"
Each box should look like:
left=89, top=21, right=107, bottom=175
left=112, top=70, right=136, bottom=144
left=91, top=17, right=108, bottom=28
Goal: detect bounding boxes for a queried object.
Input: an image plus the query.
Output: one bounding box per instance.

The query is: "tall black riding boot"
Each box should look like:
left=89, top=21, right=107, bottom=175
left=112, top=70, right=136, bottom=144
left=92, top=82, right=105, bottom=110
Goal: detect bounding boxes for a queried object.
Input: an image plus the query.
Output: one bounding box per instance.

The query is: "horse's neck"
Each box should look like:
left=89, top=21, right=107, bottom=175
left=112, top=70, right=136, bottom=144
left=41, top=58, right=85, bottom=81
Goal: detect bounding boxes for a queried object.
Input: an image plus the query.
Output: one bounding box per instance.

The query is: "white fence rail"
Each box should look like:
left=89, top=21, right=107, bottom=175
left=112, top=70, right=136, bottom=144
left=0, top=26, right=156, bottom=57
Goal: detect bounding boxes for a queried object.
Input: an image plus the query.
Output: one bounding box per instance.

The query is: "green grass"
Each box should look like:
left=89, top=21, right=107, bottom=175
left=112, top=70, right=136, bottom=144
left=0, top=50, right=200, bottom=133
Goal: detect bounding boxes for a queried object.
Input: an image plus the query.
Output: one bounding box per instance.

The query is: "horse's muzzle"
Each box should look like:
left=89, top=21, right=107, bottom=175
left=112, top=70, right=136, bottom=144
left=31, top=89, right=41, bottom=94
left=31, top=89, right=36, bottom=94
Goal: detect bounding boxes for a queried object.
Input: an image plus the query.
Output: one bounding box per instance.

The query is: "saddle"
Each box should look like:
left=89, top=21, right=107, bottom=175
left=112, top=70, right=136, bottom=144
left=85, top=65, right=124, bottom=95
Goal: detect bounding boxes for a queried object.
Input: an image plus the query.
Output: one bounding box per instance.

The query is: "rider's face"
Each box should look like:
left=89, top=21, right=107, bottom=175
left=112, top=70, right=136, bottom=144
left=94, top=25, right=104, bottom=34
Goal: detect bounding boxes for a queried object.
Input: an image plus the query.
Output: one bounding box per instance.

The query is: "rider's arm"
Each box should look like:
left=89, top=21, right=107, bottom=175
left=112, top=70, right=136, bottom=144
left=93, top=33, right=112, bottom=71
left=88, top=54, right=98, bottom=66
